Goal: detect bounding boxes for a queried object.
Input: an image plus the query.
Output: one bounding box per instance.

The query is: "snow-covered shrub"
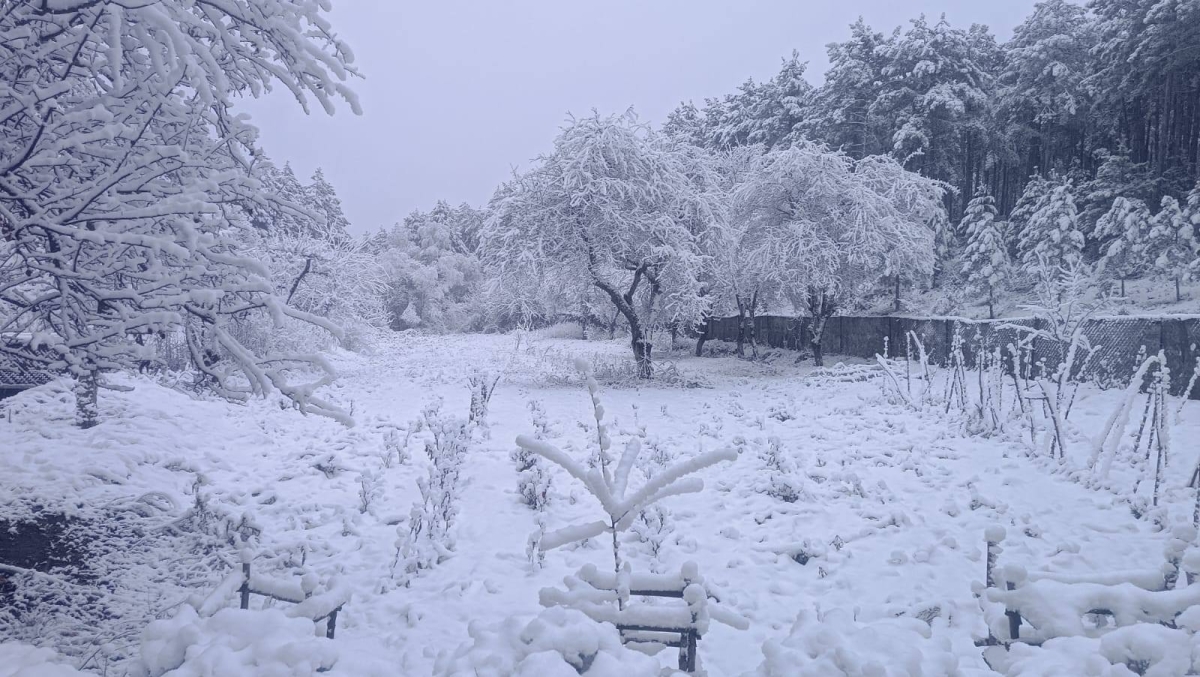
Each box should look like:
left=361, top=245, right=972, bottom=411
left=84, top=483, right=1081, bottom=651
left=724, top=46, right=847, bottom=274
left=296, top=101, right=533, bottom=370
left=512, top=444, right=553, bottom=511
left=357, top=469, right=382, bottom=514
left=0, top=642, right=89, bottom=677
left=745, top=606, right=959, bottom=677
left=391, top=405, right=469, bottom=584
left=467, top=369, right=501, bottom=429
left=432, top=607, right=669, bottom=677
left=630, top=504, right=674, bottom=567
left=515, top=358, right=736, bottom=574
left=134, top=606, right=388, bottom=677
left=756, top=437, right=811, bottom=504
left=994, top=625, right=1199, bottom=677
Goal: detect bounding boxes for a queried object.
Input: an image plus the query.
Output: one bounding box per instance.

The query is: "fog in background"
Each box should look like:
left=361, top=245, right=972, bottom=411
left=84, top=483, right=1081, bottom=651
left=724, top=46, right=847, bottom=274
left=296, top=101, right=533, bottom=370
left=239, top=0, right=1043, bottom=235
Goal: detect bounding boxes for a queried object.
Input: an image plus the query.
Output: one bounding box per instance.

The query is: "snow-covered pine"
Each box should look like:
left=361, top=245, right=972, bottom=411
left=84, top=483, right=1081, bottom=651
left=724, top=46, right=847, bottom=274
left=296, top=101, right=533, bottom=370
left=0, top=0, right=360, bottom=427
left=1018, top=181, right=1086, bottom=275
left=1147, top=196, right=1196, bottom=303
left=1094, top=197, right=1153, bottom=298
left=960, top=188, right=1009, bottom=318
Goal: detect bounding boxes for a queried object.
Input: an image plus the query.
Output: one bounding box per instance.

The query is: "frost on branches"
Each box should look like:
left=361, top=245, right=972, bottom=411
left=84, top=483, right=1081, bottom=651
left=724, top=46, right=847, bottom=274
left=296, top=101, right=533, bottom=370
left=0, top=0, right=360, bottom=426
left=734, top=142, right=944, bottom=365
left=485, top=111, right=718, bottom=378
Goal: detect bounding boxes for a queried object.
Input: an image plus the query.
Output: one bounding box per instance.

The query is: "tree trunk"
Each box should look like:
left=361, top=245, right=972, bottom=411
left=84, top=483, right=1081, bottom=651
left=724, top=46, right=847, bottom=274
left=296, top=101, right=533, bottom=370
left=988, top=286, right=995, bottom=320
left=632, top=331, right=652, bottom=379
left=1177, top=276, right=1183, bottom=303
left=75, top=370, right=99, bottom=429
left=809, top=316, right=827, bottom=367
left=893, top=276, right=902, bottom=313
left=1121, top=278, right=1127, bottom=298
left=735, top=302, right=747, bottom=358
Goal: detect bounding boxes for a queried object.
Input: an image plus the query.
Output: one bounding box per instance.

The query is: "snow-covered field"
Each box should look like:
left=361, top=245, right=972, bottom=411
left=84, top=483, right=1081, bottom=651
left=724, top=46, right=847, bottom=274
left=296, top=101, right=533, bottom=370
left=2, top=332, right=1198, bottom=676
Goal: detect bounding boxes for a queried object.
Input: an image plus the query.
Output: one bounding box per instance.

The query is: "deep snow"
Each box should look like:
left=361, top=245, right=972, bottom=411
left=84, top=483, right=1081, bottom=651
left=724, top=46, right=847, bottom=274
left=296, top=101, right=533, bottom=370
left=2, top=332, right=1197, bottom=675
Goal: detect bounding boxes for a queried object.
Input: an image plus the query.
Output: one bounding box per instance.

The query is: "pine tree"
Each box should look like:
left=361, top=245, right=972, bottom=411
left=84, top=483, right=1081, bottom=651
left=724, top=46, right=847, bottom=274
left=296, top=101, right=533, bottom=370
left=1095, top=197, right=1152, bottom=297
left=1008, top=174, right=1052, bottom=258
left=307, top=168, right=352, bottom=243
left=960, top=188, right=1008, bottom=317
left=1147, top=196, right=1196, bottom=302
left=1018, top=181, right=1084, bottom=273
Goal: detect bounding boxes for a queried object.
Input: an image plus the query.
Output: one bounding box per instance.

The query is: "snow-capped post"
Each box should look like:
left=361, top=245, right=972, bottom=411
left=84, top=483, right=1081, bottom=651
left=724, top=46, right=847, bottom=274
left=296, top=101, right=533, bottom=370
left=514, top=358, right=736, bottom=591
left=985, top=526, right=1005, bottom=590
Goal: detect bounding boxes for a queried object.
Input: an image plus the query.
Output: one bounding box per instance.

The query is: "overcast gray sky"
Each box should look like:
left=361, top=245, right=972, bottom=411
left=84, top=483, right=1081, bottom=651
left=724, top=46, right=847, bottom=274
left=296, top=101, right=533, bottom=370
left=239, top=0, right=1043, bottom=235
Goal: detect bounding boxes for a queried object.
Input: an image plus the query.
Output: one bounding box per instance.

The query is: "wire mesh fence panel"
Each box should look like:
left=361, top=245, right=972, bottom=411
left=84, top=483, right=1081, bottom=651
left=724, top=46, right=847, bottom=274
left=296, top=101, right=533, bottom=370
left=1079, top=318, right=1162, bottom=389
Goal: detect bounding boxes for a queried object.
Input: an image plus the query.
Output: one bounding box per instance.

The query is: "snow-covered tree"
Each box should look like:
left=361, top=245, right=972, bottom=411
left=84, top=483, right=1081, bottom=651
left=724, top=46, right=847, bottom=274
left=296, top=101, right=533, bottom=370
left=1147, top=196, right=1196, bottom=302
left=960, top=188, right=1008, bottom=318
left=484, top=111, right=717, bottom=378
left=735, top=142, right=944, bottom=365
left=708, top=147, right=780, bottom=357
left=307, top=168, right=353, bottom=244
left=1094, top=197, right=1153, bottom=297
left=1018, top=181, right=1085, bottom=274
left=805, top=18, right=889, bottom=159
left=0, top=0, right=360, bottom=427
left=382, top=202, right=485, bottom=331
left=1007, top=174, right=1053, bottom=259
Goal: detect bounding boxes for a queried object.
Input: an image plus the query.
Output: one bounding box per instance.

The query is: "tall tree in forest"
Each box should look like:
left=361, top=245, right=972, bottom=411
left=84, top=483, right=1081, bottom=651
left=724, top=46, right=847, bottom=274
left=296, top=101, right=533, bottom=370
left=960, top=188, right=1008, bottom=317
left=1018, top=182, right=1086, bottom=274
left=1147, top=196, right=1196, bottom=302
left=807, top=18, right=889, bottom=159
left=0, top=0, right=360, bottom=427
left=1095, top=197, right=1153, bottom=297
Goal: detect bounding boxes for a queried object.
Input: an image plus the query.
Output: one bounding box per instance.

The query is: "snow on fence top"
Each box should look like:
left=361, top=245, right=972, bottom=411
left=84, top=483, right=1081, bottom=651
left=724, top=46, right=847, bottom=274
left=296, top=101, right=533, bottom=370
left=703, top=315, right=1200, bottom=397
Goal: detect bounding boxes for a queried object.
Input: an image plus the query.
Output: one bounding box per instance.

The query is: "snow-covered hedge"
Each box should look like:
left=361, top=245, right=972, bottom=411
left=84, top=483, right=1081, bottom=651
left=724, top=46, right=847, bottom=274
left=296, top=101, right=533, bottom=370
left=744, top=607, right=959, bottom=677
left=433, top=607, right=676, bottom=677
left=134, top=606, right=387, bottom=677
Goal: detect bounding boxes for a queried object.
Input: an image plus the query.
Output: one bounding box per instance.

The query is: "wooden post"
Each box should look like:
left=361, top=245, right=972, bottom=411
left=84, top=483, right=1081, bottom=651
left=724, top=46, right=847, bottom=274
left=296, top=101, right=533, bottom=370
left=239, top=561, right=251, bottom=610
left=326, top=608, right=339, bottom=639
left=685, top=629, right=698, bottom=672
left=1005, top=581, right=1020, bottom=641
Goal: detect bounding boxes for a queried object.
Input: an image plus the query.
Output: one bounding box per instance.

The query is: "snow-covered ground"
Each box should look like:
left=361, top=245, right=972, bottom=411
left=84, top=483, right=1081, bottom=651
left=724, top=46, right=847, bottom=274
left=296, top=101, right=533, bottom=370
left=2, top=332, right=1198, bottom=675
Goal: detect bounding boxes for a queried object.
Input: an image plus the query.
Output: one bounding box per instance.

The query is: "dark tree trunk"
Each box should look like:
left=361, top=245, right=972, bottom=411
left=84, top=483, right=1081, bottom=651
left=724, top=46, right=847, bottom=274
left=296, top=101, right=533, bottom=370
left=1177, top=277, right=1182, bottom=303
left=893, top=276, right=902, bottom=313
left=988, top=286, right=995, bottom=320
left=1121, top=278, right=1127, bottom=298
left=592, top=263, right=654, bottom=379
left=735, top=303, right=747, bottom=358
left=75, top=369, right=99, bottom=429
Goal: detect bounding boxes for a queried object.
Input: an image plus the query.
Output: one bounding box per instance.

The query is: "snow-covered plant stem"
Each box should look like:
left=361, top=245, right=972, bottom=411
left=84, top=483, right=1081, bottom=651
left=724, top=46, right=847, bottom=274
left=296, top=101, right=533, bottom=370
left=515, top=359, right=736, bottom=600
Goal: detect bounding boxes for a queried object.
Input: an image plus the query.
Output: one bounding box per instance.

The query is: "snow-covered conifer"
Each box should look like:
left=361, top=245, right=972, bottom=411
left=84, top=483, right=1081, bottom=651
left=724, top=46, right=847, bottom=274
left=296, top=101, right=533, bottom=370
left=1095, top=197, right=1153, bottom=297
left=1018, top=182, right=1085, bottom=274
left=1147, top=196, right=1197, bottom=303
left=960, top=188, right=1008, bottom=318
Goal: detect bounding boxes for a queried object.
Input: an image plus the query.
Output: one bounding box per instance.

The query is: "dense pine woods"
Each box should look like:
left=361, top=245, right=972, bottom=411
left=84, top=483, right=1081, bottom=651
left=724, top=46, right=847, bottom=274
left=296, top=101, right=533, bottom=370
left=668, top=1, right=1200, bottom=225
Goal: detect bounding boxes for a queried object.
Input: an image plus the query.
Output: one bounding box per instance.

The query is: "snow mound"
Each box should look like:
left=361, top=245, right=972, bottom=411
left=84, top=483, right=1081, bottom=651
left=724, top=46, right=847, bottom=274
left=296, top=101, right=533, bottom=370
left=744, top=606, right=959, bottom=677
left=133, top=606, right=387, bottom=677
left=994, top=624, right=1199, bottom=676
left=0, top=642, right=88, bottom=677
left=432, top=606, right=676, bottom=677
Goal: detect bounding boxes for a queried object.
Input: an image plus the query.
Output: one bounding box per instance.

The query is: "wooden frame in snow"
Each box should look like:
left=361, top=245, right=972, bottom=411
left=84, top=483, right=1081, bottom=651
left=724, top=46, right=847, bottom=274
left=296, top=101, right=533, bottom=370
left=539, top=561, right=748, bottom=673
left=196, top=553, right=349, bottom=639
left=974, top=526, right=1200, bottom=659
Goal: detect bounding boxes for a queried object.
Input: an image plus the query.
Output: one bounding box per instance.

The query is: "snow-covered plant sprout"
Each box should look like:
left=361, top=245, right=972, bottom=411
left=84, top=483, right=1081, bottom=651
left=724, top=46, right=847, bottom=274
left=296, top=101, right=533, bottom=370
left=1014, top=254, right=1105, bottom=458
left=514, top=358, right=736, bottom=595
left=511, top=400, right=553, bottom=512
left=467, top=368, right=502, bottom=429
left=1092, top=352, right=1174, bottom=520
left=389, top=402, right=470, bottom=586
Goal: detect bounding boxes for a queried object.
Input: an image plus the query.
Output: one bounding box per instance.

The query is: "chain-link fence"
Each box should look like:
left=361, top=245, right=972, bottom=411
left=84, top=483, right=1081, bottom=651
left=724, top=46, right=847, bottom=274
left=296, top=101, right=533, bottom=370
left=701, top=315, right=1200, bottom=398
